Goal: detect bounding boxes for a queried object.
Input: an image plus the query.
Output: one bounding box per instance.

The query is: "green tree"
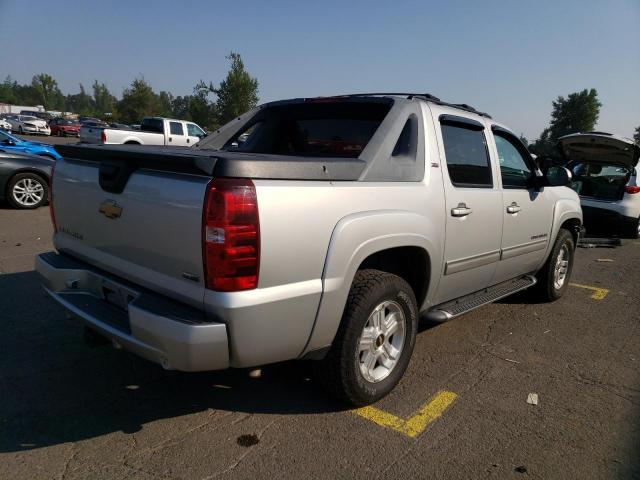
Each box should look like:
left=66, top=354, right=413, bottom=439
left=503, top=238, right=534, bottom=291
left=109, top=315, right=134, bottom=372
left=531, top=88, right=601, bottom=156
left=158, top=91, right=174, bottom=117
left=65, top=83, right=95, bottom=116
left=0, top=76, right=19, bottom=104
left=31, top=73, right=65, bottom=110
left=171, top=95, right=192, bottom=120
left=93, top=80, right=116, bottom=117
left=188, top=80, right=216, bottom=129
left=634, top=126, right=640, bottom=145
left=213, top=52, right=258, bottom=125
left=117, top=78, right=160, bottom=124
left=519, top=134, right=529, bottom=147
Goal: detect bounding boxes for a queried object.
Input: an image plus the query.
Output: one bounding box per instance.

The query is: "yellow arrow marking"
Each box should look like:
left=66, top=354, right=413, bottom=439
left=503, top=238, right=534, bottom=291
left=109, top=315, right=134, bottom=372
left=569, top=283, right=609, bottom=300
left=352, top=390, right=457, bottom=438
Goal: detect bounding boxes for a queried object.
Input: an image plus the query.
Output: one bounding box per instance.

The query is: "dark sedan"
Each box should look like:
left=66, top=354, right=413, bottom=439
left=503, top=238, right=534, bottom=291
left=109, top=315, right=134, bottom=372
left=0, top=149, right=53, bottom=209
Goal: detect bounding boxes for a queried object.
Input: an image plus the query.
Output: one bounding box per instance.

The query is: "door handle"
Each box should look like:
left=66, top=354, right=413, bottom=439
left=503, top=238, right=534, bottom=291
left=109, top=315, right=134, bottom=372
left=506, top=202, right=521, bottom=214
left=451, top=203, right=473, bottom=217
left=187, top=138, right=190, bottom=143
left=169, top=137, right=172, bottom=142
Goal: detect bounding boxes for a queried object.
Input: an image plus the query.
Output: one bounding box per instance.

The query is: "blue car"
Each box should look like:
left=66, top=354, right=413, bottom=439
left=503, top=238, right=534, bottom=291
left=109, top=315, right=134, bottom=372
left=0, top=129, right=61, bottom=160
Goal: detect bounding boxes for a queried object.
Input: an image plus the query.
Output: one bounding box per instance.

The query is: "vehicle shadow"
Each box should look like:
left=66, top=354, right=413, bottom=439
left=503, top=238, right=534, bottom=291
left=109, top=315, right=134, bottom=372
left=0, top=270, right=346, bottom=453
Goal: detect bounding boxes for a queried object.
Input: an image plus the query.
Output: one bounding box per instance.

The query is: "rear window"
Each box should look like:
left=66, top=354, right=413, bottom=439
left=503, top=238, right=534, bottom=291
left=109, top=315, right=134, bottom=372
left=218, top=101, right=391, bottom=158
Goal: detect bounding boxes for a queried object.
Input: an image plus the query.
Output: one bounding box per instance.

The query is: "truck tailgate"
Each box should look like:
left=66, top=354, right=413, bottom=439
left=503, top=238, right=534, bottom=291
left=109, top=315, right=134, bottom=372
left=52, top=157, right=210, bottom=309
left=79, top=126, right=104, bottom=144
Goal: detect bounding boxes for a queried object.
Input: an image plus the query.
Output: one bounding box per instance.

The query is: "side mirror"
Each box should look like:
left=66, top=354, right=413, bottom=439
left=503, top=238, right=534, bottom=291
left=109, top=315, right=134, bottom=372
left=544, top=166, right=572, bottom=187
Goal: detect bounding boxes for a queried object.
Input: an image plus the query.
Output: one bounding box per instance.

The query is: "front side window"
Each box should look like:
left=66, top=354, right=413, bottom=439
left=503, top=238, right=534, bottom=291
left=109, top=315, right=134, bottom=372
left=187, top=123, right=205, bottom=137
left=494, top=134, right=533, bottom=188
left=169, top=122, right=184, bottom=135
left=441, top=124, right=492, bottom=187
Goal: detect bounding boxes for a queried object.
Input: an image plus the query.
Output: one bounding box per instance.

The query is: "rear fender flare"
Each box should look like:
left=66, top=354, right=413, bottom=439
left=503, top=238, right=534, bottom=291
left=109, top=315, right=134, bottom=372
left=300, top=210, right=442, bottom=356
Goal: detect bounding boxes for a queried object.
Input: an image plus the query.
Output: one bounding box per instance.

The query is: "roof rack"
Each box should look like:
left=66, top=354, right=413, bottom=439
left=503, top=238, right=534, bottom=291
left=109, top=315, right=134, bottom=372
left=332, top=93, right=492, bottom=119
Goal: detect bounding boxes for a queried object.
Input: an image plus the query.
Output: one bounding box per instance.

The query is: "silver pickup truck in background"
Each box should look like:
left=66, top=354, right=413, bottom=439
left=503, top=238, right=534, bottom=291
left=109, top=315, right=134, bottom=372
left=37, top=93, right=582, bottom=405
left=80, top=117, right=207, bottom=146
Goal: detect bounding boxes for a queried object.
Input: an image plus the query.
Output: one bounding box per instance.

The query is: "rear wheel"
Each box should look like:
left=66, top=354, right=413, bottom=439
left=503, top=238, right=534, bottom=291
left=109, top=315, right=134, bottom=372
left=534, top=229, right=575, bottom=301
left=7, top=173, right=48, bottom=209
left=315, top=269, right=418, bottom=406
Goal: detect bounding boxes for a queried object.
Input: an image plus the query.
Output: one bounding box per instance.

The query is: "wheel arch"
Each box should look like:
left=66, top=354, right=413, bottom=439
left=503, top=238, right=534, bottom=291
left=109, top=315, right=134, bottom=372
left=299, top=210, right=442, bottom=358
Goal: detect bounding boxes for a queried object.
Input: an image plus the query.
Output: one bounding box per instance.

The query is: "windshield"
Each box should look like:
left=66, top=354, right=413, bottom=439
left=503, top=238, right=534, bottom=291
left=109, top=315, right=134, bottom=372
left=198, top=100, right=392, bottom=158
left=21, top=116, right=38, bottom=121
left=0, top=130, right=20, bottom=143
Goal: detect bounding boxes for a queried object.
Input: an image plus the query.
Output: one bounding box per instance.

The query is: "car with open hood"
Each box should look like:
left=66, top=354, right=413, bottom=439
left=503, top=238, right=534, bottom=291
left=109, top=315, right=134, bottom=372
left=560, top=132, right=640, bottom=238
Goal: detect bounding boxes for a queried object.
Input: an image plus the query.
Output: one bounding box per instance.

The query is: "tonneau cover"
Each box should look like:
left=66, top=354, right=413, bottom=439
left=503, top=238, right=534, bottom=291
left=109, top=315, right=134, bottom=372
left=55, top=144, right=366, bottom=181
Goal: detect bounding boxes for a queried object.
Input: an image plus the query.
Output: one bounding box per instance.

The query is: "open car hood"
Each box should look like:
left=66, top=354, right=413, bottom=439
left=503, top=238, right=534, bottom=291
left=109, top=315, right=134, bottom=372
left=558, top=133, right=640, bottom=167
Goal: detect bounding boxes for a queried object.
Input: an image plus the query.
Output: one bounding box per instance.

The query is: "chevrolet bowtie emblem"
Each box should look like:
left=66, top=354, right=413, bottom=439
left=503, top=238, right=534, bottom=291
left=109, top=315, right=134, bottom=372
left=99, top=200, right=123, bottom=219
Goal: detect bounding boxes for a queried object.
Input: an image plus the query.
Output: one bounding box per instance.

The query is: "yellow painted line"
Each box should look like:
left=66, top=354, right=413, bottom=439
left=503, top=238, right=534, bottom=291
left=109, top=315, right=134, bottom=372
left=352, top=390, right=457, bottom=438
left=569, top=283, right=609, bottom=300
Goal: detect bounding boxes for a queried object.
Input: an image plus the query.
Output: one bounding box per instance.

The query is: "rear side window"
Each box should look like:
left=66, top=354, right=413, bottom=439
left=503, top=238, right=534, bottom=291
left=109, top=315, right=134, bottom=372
left=169, top=122, right=184, bottom=135
left=220, top=101, right=391, bottom=158
left=441, top=124, right=492, bottom=187
left=141, top=118, right=164, bottom=133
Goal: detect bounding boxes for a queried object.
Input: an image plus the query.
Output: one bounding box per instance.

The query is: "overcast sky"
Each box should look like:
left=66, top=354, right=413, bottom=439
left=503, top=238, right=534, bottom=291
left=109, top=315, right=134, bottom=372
left=1, top=0, right=638, bottom=139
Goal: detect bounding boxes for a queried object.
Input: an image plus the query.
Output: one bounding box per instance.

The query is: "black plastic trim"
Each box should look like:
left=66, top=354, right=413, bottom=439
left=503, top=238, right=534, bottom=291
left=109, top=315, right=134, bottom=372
left=55, top=144, right=365, bottom=182
left=439, top=114, right=485, bottom=130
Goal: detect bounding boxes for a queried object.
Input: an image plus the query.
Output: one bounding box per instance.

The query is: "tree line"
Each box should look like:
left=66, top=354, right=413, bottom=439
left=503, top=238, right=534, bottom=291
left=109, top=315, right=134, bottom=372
left=0, top=52, right=258, bottom=130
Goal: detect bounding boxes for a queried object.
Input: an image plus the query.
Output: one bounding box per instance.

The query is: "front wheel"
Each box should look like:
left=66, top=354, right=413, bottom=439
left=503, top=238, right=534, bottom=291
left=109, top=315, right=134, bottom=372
left=315, top=269, right=418, bottom=406
left=534, top=229, right=575, bottom=301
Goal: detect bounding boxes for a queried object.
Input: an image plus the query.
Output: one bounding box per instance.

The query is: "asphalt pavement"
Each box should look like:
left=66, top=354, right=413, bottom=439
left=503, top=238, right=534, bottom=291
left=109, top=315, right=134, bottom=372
left=1, top=207, right=638, bottom=479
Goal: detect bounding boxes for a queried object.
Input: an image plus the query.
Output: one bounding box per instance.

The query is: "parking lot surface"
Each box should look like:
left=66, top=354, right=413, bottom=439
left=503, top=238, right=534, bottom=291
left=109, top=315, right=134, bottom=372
left=1, top=207, right=639, bottom=479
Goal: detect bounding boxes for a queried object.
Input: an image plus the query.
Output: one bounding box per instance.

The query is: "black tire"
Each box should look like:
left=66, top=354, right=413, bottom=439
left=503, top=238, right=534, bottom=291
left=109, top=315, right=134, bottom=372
left=315, top=269, right=418, bottom=406
left=6, top=173, right=48, bottom=209
left=534, top=229, right=575, bottom=302
left=628, top=217, right=640, bottom=239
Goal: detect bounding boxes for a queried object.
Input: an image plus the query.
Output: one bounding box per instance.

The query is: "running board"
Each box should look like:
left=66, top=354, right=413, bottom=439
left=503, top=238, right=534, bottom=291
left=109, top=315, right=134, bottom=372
left=423, top=275, right=537, bottom=322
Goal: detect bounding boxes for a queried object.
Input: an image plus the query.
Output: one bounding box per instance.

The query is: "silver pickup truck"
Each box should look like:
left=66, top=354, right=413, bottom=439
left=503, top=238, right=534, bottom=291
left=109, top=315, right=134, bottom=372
left=36, top=93, right=582, bottom=405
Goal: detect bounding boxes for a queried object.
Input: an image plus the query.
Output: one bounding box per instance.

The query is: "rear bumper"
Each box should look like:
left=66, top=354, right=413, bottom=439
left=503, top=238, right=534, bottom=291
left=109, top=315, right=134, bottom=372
left=35, top=252, right=229, bottom=371
left=581, top=205, right=637, bottom=236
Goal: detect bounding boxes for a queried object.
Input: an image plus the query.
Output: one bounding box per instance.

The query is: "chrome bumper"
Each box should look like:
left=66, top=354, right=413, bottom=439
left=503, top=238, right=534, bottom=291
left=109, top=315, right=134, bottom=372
left=35, top=252, right=229, bottom=371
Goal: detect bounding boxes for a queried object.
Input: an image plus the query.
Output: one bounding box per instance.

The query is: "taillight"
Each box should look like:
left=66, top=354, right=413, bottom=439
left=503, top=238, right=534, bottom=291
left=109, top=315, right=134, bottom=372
left=202, top=178, right=260, bottom=291
left=624, top=185, right=640, bottom=194
left=49, top=161, right=57, bottom=232
left=101, top=130, right=106, bottom=143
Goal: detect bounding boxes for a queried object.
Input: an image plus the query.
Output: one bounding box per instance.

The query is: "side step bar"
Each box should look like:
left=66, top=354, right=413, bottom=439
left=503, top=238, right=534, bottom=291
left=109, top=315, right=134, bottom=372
left=423, top=275, right=537, bottom=322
